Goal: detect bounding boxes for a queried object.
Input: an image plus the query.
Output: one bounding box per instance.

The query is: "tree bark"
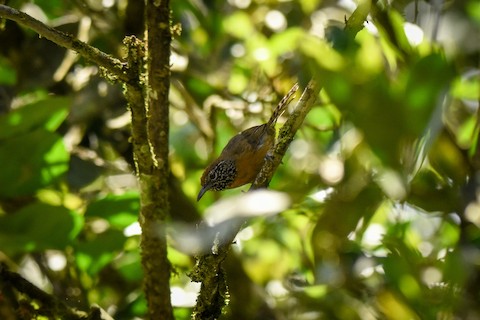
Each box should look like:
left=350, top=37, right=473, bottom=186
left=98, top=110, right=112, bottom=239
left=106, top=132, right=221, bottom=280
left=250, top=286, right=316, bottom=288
left=0, top=3, right=175, bottom=319
left=137, top=0, right=174, bottom=319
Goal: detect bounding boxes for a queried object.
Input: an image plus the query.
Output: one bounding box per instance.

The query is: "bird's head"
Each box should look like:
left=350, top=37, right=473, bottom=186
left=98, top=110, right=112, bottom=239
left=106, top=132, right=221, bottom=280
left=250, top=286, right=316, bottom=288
left=197, top=160, right=236, bottom=201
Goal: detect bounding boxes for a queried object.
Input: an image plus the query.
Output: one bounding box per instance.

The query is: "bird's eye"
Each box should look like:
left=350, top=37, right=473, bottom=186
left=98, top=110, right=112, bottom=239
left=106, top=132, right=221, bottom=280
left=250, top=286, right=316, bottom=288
left=208, top=171, right=217, bottom=180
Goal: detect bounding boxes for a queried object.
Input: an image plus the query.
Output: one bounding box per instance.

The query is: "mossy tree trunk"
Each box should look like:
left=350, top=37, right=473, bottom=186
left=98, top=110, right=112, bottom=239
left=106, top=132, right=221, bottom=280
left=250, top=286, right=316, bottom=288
left=0, top=1, right=175, bottom=319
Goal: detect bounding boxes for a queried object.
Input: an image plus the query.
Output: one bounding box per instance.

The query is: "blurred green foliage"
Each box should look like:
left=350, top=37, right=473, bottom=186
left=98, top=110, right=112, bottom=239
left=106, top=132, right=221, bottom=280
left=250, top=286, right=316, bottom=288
left=1, top=0, right=480, bottom=319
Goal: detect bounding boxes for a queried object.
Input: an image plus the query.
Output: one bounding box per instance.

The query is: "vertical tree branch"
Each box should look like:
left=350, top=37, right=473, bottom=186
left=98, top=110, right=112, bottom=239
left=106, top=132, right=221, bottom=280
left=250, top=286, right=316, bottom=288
left=0, top=3, right=176, bottom=318
left=137, top=1, right=174, bottom=319
left=124, top=36, right=149, bottom=175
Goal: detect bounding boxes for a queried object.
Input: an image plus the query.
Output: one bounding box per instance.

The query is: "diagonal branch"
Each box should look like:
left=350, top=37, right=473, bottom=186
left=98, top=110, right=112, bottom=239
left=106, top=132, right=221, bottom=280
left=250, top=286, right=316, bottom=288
left=252, top=80, right=321, bottom=189
left=0, top=4, right=133, bottom=83
left=251, top=0, right=368, bottom=189
left=0, top=264, right=112, bottom=320
left=191, top=82, right=319, bottom=319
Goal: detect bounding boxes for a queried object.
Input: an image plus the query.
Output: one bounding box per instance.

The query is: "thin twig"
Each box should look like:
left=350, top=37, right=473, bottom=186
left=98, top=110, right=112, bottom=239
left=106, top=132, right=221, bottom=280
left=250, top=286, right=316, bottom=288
left=0, top=4, right=132, bottom=83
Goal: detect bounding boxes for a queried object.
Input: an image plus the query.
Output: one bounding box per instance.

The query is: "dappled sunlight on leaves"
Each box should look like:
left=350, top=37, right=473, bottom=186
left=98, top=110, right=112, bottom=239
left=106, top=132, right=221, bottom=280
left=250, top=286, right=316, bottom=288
left=0, top=0, right=479, bottom=318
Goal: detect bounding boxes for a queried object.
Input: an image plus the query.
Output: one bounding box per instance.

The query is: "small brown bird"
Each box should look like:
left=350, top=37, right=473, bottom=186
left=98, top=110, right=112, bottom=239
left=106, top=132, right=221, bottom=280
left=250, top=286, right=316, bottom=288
left=197, top=83, right=299, bottom=201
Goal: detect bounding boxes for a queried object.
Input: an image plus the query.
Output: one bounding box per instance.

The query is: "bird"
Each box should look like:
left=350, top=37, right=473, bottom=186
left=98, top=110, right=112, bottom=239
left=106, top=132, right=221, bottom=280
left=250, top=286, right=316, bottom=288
left=197, top=83, right=299, bottom=201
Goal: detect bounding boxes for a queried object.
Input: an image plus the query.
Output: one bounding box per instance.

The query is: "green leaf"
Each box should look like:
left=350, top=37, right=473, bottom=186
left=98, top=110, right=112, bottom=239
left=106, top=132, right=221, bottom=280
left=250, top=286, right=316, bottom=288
left=305, top=104, right=339, bottom=130
left=115, top=252, right=143, bottom=282
left=222, top=12, right=255, bottom=39
left=29, top=0, right=72, bottom=19
left=300, top=34, right=345, bottom=71
left=443, top=249, right=468, bottom=289
left=299, top=0, right=321, bottom=14
left=75, top=229, right=127, bottom=275
left=312, top=184, right=383, bottom=240
left=269, top=27, right=304, bottom=56
left=0, top=129, right=69, bottom=197
left=451, top=72, right=480, bottom=100
left=325, top=71, right=404, bottom=167
left=85, top=192, right=140, bottom=229
left=403, top=54, right=454, bottom=136
left=0, top=57, right=16, bottom=85
left=345, top=0, right=371, bottom=36
left=388, top=10, right=413, bottom=54
left=0, top=96, right=70, bottom=140
left=428, top=131, right=469, bottom=184
left=466, top=0, right=480, bottom=24
left=228, top=66, right=250, bottom=94
left=0, top=203, right=83, bottom=254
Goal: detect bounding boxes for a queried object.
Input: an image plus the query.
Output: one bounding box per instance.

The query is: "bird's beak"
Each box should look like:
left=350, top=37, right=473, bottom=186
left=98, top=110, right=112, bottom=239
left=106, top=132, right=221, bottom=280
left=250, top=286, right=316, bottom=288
left=197, top=184, right=210, bottom=201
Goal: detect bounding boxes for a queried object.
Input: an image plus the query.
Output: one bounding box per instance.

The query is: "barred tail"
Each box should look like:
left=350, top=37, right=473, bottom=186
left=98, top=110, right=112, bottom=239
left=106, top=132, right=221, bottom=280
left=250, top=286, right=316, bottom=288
left=267, top=82, right=299, bottom=127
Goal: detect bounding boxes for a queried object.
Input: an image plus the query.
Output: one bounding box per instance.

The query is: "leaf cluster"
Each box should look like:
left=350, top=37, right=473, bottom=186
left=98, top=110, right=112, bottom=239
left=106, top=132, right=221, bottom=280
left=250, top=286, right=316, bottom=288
left=0, top=0, right=479, bottom=319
